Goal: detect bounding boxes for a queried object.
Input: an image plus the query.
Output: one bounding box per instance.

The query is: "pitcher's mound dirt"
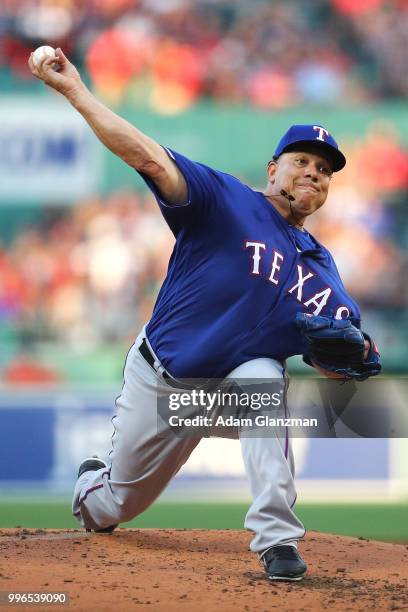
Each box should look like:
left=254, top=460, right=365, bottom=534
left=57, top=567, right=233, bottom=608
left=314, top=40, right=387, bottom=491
left=2, top=528, right=408, bottom=611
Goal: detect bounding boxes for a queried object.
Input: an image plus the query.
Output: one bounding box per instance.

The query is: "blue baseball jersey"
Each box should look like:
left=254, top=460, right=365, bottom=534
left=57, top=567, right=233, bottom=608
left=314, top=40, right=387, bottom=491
left=138, top=149, right=361, bottom=378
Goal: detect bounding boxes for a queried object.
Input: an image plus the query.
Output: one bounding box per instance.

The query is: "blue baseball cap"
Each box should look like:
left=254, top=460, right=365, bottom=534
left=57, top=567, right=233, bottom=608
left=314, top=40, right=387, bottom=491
left=274, top=124, right=346, bottom=172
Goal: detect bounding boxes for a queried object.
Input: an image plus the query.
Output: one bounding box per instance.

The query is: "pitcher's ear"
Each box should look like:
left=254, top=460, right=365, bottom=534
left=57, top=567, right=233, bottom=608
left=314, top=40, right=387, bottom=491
left=267, top=159, right=277, bottom=182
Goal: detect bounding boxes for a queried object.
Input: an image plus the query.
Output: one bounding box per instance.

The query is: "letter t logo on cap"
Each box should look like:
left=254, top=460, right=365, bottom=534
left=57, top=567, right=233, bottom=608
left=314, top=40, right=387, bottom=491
left=313, top=126, right=330, bottom=142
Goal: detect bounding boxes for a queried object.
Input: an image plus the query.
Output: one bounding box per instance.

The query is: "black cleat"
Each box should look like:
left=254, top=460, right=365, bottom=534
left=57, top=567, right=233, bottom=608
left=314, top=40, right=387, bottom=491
left=77, top=456, right=117, bottom=534
left=262, top=545, right=307, bottom=582
left=77, top=456, right=107, bottom=478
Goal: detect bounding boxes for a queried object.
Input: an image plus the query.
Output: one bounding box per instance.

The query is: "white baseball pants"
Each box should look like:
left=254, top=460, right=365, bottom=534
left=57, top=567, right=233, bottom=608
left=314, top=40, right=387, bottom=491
left=72, top=328, right=305, bottom=553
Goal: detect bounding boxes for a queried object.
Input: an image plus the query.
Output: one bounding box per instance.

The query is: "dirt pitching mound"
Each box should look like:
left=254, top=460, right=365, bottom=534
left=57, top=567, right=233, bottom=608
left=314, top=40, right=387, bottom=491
left=2, top=528, right=408, bottom=611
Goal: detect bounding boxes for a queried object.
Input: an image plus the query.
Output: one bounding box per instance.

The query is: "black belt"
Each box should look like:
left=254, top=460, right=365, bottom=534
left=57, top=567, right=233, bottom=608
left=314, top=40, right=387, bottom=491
left=139, top=338, right=191, bottom=389
left=139, top=338, right=216, bottom=391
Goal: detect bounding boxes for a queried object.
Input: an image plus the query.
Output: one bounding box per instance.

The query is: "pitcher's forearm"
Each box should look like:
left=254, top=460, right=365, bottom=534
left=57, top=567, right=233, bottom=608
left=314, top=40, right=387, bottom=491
left=28, top=48, right=181, bottom=191
left=66, top=84, right=162, bottom=170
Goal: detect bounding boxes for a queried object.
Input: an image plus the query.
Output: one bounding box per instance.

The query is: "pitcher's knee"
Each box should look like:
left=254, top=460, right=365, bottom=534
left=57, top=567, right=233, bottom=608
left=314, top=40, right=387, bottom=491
left=113, top=495, right=156, bottom=524
left=97, top=485, right=158, bottom=525
left=76, top=475, right=164, bottom=528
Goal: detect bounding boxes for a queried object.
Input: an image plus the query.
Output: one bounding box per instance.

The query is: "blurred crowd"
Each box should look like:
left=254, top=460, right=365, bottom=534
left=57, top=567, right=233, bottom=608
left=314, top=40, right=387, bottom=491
left=1, top=0, right=408, bottom=110
left=0, top=190, right=173, bottom=351
left=0, top=125, right=407, bottom=382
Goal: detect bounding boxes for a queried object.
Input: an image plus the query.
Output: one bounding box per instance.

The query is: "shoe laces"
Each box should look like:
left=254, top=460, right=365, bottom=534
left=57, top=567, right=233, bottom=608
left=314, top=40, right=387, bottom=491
left=265, top=545, right=299, bottom=562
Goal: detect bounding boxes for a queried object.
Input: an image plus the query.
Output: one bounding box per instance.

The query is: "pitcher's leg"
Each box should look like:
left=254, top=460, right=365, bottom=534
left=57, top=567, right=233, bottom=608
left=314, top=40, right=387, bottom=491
left=72, top=340, right=200, bottom=530
left=240, top=434, right=305, bottom=553
left=226, top=358, right=305, bottom=554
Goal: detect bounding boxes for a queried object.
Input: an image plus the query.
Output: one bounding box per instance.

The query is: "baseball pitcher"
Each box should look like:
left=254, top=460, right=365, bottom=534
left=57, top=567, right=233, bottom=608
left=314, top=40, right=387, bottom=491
left=29, top=49, right=381, bottom=582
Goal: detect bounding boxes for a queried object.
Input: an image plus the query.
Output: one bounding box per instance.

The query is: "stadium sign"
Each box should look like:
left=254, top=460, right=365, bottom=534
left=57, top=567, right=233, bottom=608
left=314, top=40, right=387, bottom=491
left=0, top=97, right=102, bottom=203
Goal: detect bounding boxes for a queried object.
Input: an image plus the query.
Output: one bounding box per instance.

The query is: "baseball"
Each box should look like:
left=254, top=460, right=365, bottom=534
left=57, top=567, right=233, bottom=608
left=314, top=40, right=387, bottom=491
left=32, top=45, right=56, bottom=68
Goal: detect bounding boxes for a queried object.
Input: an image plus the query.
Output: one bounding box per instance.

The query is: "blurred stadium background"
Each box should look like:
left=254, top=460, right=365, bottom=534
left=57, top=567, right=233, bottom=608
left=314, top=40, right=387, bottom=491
left=1, top=0, right=407, bottom=540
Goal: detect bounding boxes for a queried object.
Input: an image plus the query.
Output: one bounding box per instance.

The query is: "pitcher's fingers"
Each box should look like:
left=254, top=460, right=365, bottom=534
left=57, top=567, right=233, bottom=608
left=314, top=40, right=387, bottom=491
left=28, top=53, right=40, bottom=76
left=55, top=47, right=68, bottom=63
left=40, top=55, right=60, bottom=73
left=31, top=56, right=49, bottom=74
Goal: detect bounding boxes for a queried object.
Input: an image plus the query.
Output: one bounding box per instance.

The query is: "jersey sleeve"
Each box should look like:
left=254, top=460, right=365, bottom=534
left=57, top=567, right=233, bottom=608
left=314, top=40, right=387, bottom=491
left=136, top=147, right=224, bottom=235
